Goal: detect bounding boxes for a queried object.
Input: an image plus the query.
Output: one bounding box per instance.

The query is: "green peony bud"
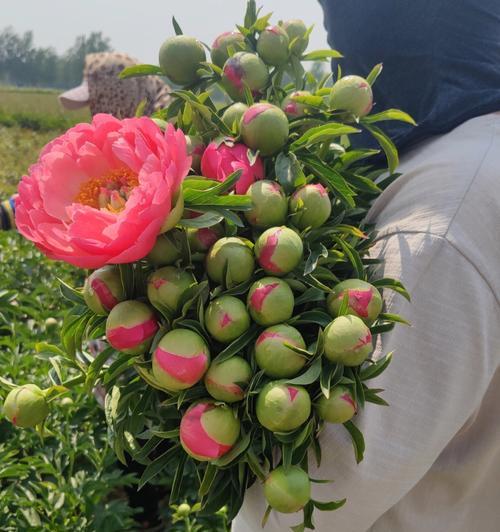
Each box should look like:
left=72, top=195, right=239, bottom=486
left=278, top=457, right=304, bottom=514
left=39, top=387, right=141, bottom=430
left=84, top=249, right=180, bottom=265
left=240, top=103, right=289, bottom=156
left=105, top=300, right=159, bottom=355
left=323, top=315, right=373, bottom=366
left=159, top=35, right=206, bottom=86
left=83, top=265, right=126, bottom=315
left=222, top=102, right=249, bottom=134
left=254, top=226, right=303, bottom=276
left=147, top=266, right=197, bottom=315
left=282, top=20, right=309, bottom=56
left=326, top=279, right=383, bottom=325
left=316, top=385, right=357, bottom=424
left=256, top=381, right=311, bottom=432
left=177, top=503, right=191, bottom=517
left=3, top=384, right=49, bottom=428
left=254, top=324, right=306, bottom=378
left=187, top=225, right=224, bottom=253
left=147, top=229, right=183, bottom=267
left=247, top=277, right=294, bottom=326
left=211, top=31, right=249, bottom=68
left=264, top=466, right=311, bottom=513
left=205, top=295, right=250, bottom=343
left=221, top=52, right=269, bottom=102
left=256, top=25, right=290, bottom=66
left=330, top=75, right=373, bottom=117
left=204, top=356, right=252, bottom=402
left=244, top=180, right=288, bottom=228
left=289, top=183, right=332, bottom=229
left=206, top=237, right=255, bottom=286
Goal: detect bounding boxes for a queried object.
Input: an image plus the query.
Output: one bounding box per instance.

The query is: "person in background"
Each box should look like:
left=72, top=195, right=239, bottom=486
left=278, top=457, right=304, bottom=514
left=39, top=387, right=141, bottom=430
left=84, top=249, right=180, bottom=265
left=234, top=1, right=500, bottom=531
left=0, top=52, right=171, bottom=230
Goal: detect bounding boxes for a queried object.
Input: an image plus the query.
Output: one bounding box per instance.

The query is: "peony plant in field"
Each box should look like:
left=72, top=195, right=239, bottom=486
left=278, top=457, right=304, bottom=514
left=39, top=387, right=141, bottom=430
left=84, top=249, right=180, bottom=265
left=3, top=1, right=416, bottom=530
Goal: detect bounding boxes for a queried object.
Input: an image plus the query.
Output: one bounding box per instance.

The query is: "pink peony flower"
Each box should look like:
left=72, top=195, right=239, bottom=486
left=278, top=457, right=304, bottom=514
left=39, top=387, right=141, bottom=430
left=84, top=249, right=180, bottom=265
left=15, top=114, right=191, bottom=269
left=200, top=141, right=264, bottom=194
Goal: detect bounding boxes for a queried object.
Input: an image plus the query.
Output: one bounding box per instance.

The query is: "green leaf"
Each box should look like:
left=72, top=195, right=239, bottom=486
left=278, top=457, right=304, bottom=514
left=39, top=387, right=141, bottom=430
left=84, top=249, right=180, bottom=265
left=301, top=49, right=343, bottom=61
left=169, top=452, right=187, bottom=504
left=172, top=16, right=183, bottom=35
left=366, top=63, right=383, bottom=86
left=179, top=212, right=224, bottom=228
left=291, top=123, right=361, bottom=150
left=58, top=278, right=84, bottom=304
left=304, top=243, right=329, bottom=275
left=378, top=313, right=411, bottom=326
left=294, top=310, right=332, bottom=327
left=199, top=463, right=217, bottom=497
left=214, top=325, right=260, bottom=364
left=212, top=430, right=252, bottom=467
left=85, top=346, right=114, bottom=392
left=275, top=152, right=306, bottom=193
left=244, top=0, right=257, bottom=28
left=363, top=109, right=416, bottom=126
left=372, top=278, right=411, bottom=302
left=138, top=445, right=181, bottom=489
left=332, top=237, right=365, bottom=279
left=312, top=498, right=347, bottom=511
left=119, top=64, right=163, bottom=79
left=364, top=123, right=399, bottom=174
left=343, top=420, right=365, bottom=463
left=285, top=357, right=322, bottom=385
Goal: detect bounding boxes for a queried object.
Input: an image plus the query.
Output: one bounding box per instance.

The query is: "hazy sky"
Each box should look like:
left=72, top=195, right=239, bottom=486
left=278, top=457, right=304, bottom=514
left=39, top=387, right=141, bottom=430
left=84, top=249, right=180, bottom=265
left=4, top=0, right=330, bottom=65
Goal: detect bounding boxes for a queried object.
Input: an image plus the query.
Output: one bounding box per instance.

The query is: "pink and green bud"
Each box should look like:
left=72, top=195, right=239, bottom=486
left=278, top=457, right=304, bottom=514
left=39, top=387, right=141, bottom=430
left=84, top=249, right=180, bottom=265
left=282, top=20, right=309, bottom=56
left=316, top=385, right=357, bottom=424
left=105, top=300, right=159, bottom=355
left=206, top=237, right=255, bottom=286
left=244, top=180, right=288, bottom=228
left=247, top=277, right=294, bottom=326
left=221, top=52, right=269, bottom=102
left=264, top=466, right=311, bottom=513
left=326, top=279, right=383, bottom=325
left=330, top=75, right=373, bottom=117
left=83, top=265, right=125, bottom=315
left=147, top=230, right=183, bottom=267
left=187, top=225, right=223, bottom=253
left=159, top=35, right=206, bottom=86
left=211, top=31, right=249, bottom=68
left=289, top=183, right=332, bottom=229
left=221, top=103, right=248, bottom=134
left=256, top=381, right=311, bottom=432
left=240, top=103, right=289, bottom=156
left=255, top=324, right=306, bottom=378
left=3, top=384, right=49, bottom=428
left=147, top=266, right=197, bottom=314
left=185, top=135, right=205, bottom=174
left=205, top=295, right=250, bottom=343
left=281, top=91, right=314, bottom=118
left=254, top=226, right=303, bottom=276
left=204, top=356, right=252, bottom=402
left=180, top=401, right=240, bottom=461
left=323, top=315, right=373, bottom=366
left=152, top=329, right=210, bottom=391
left=256, top=25, right=290, bottom=66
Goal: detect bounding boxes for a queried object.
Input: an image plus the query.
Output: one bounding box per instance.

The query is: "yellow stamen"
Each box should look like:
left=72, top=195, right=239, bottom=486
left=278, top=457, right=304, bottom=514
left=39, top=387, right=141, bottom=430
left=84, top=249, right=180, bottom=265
left=75, top=168, right=139, bottom=212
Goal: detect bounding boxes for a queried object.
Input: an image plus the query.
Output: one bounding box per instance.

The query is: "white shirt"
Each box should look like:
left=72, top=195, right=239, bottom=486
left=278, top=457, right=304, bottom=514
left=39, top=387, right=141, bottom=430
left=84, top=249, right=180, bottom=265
left=233, top=113, right=500, bottom=532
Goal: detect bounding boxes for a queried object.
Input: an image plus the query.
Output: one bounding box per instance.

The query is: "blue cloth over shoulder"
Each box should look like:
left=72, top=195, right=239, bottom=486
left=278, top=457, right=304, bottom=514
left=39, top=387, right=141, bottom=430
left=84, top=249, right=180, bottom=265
left=319, top=0, right=500, bottom=153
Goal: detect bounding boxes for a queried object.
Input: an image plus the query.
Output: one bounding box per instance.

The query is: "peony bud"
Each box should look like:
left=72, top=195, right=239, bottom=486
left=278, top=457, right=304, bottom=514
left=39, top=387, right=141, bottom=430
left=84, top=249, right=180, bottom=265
left=254, top=324, right=306, bottom=378
left=289, top=183, right=332, bottom=229
left=326, top=279, right=383, bottom=325
left=147, top=266, right=197, bottom=314
left=281, top=90, right=314, bottom=118
left=152, top=328, right=210, bottom=391
left=106, top=300, right=159, bottom=355
left=240, top=103, right=289, bottom=156
left=187, top=225, right=223, bottom=253
left=282, top=20, right=309, bottom=56
left=256, top=25, right=290, bottom=66
left=180, top=401, right=240, bottom=461
left=205, top=295, right=250, bottom=343
left=211, top=31, right=249, bottom=68
left=264, top=466, right=311, bottom=513
left=159, top=35, right=206, bottom=86
left=323, top=315, right=373, bottom=366
left=147, top=230, right=183, bottom=267
left=204, top=356, right=252, bottom=402
left=256, top=381, right=311, bottom=432
left=316, top=385, right=357, bottom=424
left=247, top=277, right=294, bottom=326
left=3, top=384, right=49, bottom=428
left=254, top=226, right=303, bottom=276
left=206, top=237, right=255, bottom=286
left=330, top=75, right=373, bottom=117
left=221, top=52, right=269, bottom=102
left=83, top=265, right=126, bottom=315
left=221, top=102, right=249, bottom=134
left=244, top=180, right=288, bottom=228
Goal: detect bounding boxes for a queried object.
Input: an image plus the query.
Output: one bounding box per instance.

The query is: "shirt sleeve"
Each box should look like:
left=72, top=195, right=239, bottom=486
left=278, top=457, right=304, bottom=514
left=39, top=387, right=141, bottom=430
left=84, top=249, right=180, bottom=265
left=233, top=230, right=500, bottom=532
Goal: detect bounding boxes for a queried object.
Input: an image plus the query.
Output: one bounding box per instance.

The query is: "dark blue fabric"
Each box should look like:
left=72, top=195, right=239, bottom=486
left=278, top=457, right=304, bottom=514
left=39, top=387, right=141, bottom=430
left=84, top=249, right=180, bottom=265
left=319, top=0, right=500, bottom=153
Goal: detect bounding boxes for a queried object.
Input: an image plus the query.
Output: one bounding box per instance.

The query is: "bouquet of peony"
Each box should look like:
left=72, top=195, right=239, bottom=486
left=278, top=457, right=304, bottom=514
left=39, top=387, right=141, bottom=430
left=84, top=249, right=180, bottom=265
left=3, top=1, right=414, bottom=529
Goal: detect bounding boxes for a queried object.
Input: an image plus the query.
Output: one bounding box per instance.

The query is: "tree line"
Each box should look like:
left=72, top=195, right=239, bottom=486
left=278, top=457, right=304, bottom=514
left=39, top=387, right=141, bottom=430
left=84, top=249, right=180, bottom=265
left=0, top=27, right=112, bottom=89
